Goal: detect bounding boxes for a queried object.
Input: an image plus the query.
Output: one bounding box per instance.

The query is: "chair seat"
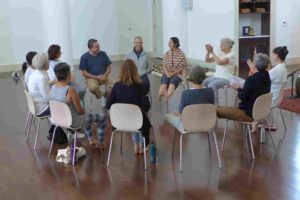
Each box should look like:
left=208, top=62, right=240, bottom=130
left=114, top=129, right=142, bottom=134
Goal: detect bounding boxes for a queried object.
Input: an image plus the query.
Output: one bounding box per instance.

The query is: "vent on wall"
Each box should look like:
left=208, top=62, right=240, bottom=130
left=182, top=0, right=193, bottom=10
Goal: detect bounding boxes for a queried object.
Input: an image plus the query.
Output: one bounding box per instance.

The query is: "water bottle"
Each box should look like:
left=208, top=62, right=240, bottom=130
left=150, top=140, right=156, bottom=164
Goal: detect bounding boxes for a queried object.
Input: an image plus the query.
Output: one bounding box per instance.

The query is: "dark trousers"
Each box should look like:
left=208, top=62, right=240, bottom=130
left=141, top=74, right=150, bottom=94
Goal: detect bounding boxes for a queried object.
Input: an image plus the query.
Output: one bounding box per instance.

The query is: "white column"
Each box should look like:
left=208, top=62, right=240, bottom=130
left=41, top=0, right=74, bottom=69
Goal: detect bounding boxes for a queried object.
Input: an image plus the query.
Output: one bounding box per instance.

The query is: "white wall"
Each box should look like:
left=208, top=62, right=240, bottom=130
left=0, top=0, right=153, bottom=69
left=271, top=0, right=300, bottom=62
left=161, top=0, right=235, bottom=68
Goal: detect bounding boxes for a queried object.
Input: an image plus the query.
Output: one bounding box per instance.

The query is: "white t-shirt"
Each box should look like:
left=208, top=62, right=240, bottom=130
left=269, top=63, right=287, bottom=106
left=24, top=67, right=34, bottom=88
left=47, top=60, right=61, bottom=81
left=27, top=70, right=50, bottom=115
left=214, top=51, right=235, bottom=80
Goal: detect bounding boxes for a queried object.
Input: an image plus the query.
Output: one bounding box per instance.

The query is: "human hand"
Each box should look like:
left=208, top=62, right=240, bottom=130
left=97, top=75, right=106, bottom=82
left=231, top=82, right=241, bottom=90
left=205, top=44, right=213, bottom=53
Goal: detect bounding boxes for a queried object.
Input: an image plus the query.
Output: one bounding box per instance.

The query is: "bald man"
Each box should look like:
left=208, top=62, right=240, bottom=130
left=124, top=36, right=152, bottom=94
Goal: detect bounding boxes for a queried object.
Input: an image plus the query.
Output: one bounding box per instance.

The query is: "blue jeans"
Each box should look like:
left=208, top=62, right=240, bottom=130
left=132, top=133, right=144, bottom=145
left=85, top=113, right=107, bottom=142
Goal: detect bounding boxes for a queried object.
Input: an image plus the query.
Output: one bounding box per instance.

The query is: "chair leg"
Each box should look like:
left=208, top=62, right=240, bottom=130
left=72, top=131, right=77, bottom=165
left=212, top=130, right=222, bottom=169
left=26, top=116, right=34, bottom=141
left=33, top=119, right=41, bottom=150
left=143, top=137, right=147, bottom=171
left=107, top=131, right=115, bottom=167
left=24, top=112, right=30, bottom=135
left=48, top=126, right=58, bottom=157
left=221, top=120, right=228, bottom=151
left=120, top=132, right=123, bottom=156
left=265, top=119, right=277, bottom=151
left=279, top=108, right=287, bottom=134
left=207, top=133, right=211, bottom=155
left=225, top=88, right=228, bottom=106
left=272, top=109, right=282, bottom=141
left=247, top=125, right=255, bottom=160
left=171, top=129, right=176, bottom=159
left=180, top=134, right=183, bottom=173
left=166, top=101, right=169, bottom=113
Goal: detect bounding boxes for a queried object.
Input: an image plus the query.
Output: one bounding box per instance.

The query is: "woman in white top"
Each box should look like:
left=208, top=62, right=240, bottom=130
left=22, top=51, right=37, bottom=89
left=269, top=46, right=288, bottom=107
left=27, top=53, right=51, bottom=117
left=47, top=44, right=86, bottom=100
left=203, top=38, right=235, bottom=105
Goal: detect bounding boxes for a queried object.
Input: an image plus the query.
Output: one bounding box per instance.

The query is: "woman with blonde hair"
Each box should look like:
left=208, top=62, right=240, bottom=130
left=106, top=59, right=151, bottom=154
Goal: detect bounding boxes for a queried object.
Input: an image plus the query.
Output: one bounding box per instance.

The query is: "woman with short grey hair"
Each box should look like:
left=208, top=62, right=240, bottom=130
left=203, top=38, right=235, bottom=105
left=217, top=53, right=271, bottom=123
left=27, top=53, right=51, bottom=117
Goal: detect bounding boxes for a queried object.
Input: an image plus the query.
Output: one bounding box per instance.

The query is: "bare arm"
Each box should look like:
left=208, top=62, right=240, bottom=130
left=211, top=52, right=230, bottom=65
left=205, top=52, right=215, bottom=63
left=81, top=70, right=99, bottom=80
left=67, top=87, right=84, bottom=114
left=104, top=65, right=111, bottom=77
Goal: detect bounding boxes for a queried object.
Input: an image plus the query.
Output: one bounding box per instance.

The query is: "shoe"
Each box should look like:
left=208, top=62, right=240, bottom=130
left=263, top=124, right=278, bottom=131
left=56, top=147, right=71, bottom=165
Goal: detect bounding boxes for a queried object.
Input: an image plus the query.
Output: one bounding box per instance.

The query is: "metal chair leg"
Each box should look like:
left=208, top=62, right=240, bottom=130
left=225, top=88, right=228, bottom=106
left=171, top=129, right=176, bottom=159
left=48, top=126, right=58, bottom=157
left=143, top=137, right=147, bottom=171
left=107, top=131, right=115, bottom=167
left=279, top=108, right=287, bottom=134
left=221, top=120, right=228, bottom=151
left=207, top=133, right=211, bottom=155
left=72, top=131, right=77, bottom=165
left=120, top=132, right=123, bottom=156
left=247, top=125, right=255, bottom=160
left=24, top=112, right=30, bottom=135
left=265, top=119, right=277, bottom=151
left=212, top=130, right=222, bottom=169
left=26, top=115, right=34, bottom=141
left=33, top=119, right=41, bottom=150
left=179, top=134, right=183, bottom=173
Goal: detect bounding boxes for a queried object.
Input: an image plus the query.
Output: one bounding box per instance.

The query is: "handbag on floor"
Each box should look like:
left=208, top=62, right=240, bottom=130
left=47, top=125, right=68, bottom=144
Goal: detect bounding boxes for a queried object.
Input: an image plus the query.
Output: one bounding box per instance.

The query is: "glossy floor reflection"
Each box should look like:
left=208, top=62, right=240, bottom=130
left=1, top=63, right=300, bottom=199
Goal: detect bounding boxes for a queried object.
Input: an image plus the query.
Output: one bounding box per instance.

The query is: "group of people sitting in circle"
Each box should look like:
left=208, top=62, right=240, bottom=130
left=22, top=35, right=289, bottom=155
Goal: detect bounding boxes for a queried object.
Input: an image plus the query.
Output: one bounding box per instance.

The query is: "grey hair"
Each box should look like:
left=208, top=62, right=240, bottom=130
left=134, top=36, right=143, bottom=42
left=221, top=38, right=234, bottom=49
left=32, top=53, right=49, bottom=70
left=254, top=53, right=271, bottom=71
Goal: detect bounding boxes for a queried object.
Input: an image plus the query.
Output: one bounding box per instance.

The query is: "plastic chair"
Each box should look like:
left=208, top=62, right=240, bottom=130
left=24, top=90, right=51, bottom=150
left=106, top=103, right=158, bottom=171
left=48, top=100, right=83, bottom=165
left=165, top=104, right=222, bottom=172
left=222, top=93, right=276, bottom=160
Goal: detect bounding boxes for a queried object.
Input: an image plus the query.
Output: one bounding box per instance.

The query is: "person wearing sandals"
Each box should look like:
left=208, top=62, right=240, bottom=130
left=106, top=59, right=151, bottom=154
left=165, top=66, right=214, bottom=130
left=203, top=38, right=235, bottom=105
left=158, top=37, right=187, bottom=101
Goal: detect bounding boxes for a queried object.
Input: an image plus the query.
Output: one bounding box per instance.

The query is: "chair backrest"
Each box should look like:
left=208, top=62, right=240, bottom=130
left=24, top=90, right=36, bottom=115
left=110, top=103, right=143, bottom=132
left=252, top=93, right=272, bottom=121
left=49, top=100, right=72, bottom=128
left=181, top=104, right=216, bottom=133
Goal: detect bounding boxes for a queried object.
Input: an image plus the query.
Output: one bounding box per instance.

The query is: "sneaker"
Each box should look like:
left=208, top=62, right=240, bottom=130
left=262, top=124, right=278, bottom=131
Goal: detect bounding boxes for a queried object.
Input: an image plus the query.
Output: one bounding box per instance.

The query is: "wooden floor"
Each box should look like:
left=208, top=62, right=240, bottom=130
left=1, top=63, right=300, bottom=200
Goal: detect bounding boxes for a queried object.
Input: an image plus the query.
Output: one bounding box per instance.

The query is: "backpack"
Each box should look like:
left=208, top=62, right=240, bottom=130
left=47, top=125, right=68, bottom=144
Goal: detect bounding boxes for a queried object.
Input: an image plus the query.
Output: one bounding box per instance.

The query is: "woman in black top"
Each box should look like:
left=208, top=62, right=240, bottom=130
left=217, top=53, right=271, bottom=121
left=106, top=59, right=151, bottom=154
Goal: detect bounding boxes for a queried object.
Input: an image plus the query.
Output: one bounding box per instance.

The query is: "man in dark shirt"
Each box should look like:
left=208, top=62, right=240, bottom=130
left=79, top=39, right=114, bottom=99
left=217, top=53, right=271, bottom=121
